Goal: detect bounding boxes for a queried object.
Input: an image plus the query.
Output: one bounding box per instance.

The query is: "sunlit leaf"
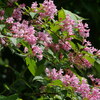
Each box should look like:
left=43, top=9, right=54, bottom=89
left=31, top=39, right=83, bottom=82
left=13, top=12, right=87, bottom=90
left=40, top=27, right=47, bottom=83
left=25, top=57, right=37, bottom=76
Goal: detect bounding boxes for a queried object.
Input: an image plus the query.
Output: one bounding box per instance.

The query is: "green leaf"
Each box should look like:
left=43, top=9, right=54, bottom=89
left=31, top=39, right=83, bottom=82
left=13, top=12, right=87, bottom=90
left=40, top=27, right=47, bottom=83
left=4, top=84, right=10, bottom=90
left=35, top=59, right=46, bottom=75
left=69, top=41, right=78, bottom=51
left=35, top=64, right=45, bottom=76
left=9, top=37, right=17, bottom=46
left=58, top=9, right=66, bottom=21
left=64, top=9, right=77, bottom=20
left=83, top=55, right=95, bottom=65
left=0, top=34, right=5, bottom=38
left=0, top=94, right=18, bottom=100
left=93, top=61, right=100, bottom=78
left=96, top=59, right=100, bottom=64
left=54, top=95, right=62, bottom=100
left=33, top=76, right=44, bottom=82
left=37, top=97, right=44, bottom=100
left=77, top=43, right=84, bottom=50
left=25, top=57, right=36, bottom=76
left=48, top=80, right=63, bottom=87
left=16, top=98, right=23, bottom=100
left=0, top=24, right=5, bottom=31
left=50, top=24, right=60, bottom=33
left=70, top=35, right=82, bottom=42
left=48, top=49, right=54, bottom=56
left=63, top=9, right=85, bottom=21
left=29, top=12, right=37, bottom=18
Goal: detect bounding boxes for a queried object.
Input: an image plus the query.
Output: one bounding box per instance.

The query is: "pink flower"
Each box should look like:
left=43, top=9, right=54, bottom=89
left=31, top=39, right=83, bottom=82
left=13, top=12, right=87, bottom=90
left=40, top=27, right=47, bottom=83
left=96, top=50, right=100, bottom=57
left=32, top=45, right=43, bottom=60
left=39, top=0, right=57, bottom=19
left=89, top=88, right=100, bottom=100
left=68, top=53, right=92, bottom=68
left=11, top=20, right=35, bottom=38
left=36, top=54, right=43, bottom=61
left=12, top=8, right=22, bottom=21
left=77, top=21, right=90, bottom=38
left=0, top=38, right=6, bottom=45
left=19, top=4, right=26, bottom=8
left=38, top=32, right=52, bottom=43
left=6, top=17, right=14, bottom=24
left=61, top=15, right=75, bottom=36
left=59, top=40, right=71, bottom=51
left=76, top=78, right=90, bottom=98
left=88, top=75, right=100, bottom=86
left=31, top=2, right=38, bottom=10
left=24, top=47, right=28, bottom=53
left=24, top=34, right=37, bottom=45
left=0, top=16, right=4, bottom=21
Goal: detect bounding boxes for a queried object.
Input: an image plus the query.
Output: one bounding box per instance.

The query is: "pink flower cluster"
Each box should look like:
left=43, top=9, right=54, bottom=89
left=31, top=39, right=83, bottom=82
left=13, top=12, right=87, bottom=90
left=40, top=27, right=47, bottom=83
left=68, top=53, right=92, bottom=68
left=39, top=0, right=57, bottom=19
left=38, top=32, right=52, bottom=46
left=32, top=45, right=43, bottom=60
left=11, top=19, right=54, bottom=60
left=61, top=15, right=90, bottom=38
left=31, top=2, right=38, bottom=12
left=11, top=20, right=35, bottom=38
left=61, top=15, right=75, bottom=35
left=83, top=39, right=99, bottom=54
left=11, top=20, right=43, bottom=60
left=45, top=68, right=100, bottom=100
left=31, top=0, right=57, bottom=19
left=77, top=21, right=90, bottom=38
left=3, top=0, right=100, bottom=65
left=48, top=39, right=71, bottom=53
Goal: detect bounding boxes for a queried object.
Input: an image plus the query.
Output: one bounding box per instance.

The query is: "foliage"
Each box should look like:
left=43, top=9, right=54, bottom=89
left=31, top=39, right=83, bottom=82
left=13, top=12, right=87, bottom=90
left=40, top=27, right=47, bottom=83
left=0, top=0, right=100, bottom=100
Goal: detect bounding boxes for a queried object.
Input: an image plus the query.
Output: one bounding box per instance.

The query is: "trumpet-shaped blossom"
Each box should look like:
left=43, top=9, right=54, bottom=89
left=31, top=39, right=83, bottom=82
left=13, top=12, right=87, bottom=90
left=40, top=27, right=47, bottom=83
left=32, top=45, right=43, bottom=60
left=59, top=40, right=71, bottom=51
left=39, top=0, right=57, bottom=19
left=77, top=21, right=90, bottom=38
left=6, top=17, right=14, bottom=24
left=38, top=32, right=52, bottom=43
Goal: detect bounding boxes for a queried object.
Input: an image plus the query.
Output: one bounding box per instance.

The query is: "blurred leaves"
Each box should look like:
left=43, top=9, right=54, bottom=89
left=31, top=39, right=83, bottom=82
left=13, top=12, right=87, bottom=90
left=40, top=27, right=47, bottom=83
left=0, top=94, right=19, bottom=100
